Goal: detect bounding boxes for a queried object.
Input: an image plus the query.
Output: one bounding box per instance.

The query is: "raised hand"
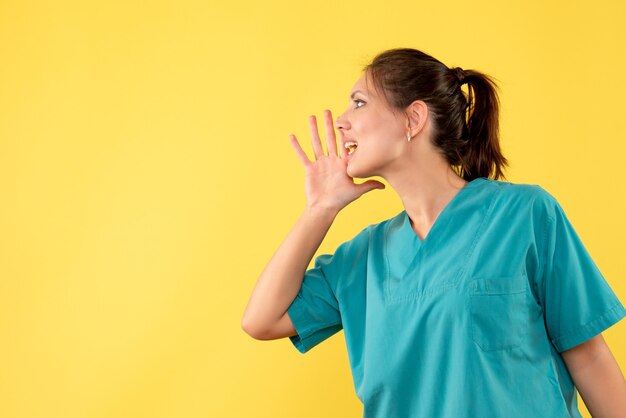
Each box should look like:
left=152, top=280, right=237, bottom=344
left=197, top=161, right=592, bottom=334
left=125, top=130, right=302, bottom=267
left=289, top=109, right=385, bottom=214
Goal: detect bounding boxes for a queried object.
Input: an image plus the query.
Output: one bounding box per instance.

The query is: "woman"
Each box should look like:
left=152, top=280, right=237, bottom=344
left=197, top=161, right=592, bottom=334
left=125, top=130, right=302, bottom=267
left=242, top=48, right=626, bottom=417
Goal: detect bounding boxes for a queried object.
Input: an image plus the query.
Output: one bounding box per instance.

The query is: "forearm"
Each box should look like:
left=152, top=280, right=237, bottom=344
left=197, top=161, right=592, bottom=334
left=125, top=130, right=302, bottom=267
left=241, top=206, right=338, bottom=335
left=564, top=337, right=626, bottom=417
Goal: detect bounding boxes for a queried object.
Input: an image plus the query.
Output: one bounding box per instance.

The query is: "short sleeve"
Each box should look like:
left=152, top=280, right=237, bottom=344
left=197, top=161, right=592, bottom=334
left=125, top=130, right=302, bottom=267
left=287, top=252, right=343, bottom=353
left=286, top=227, right=369, bottom=354
left=537, top=195, right=626, bottom=352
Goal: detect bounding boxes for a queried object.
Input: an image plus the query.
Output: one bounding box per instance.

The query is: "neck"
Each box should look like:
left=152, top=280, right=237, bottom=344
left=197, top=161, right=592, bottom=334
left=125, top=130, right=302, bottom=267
left=381, top=148, right=467, bottom=226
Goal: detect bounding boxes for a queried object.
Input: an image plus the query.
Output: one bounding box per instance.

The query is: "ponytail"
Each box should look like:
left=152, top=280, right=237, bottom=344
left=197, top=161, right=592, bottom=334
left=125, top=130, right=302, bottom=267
left=364, top=48, right=509, bottom=181
left=458, top=69, right=509, bottom=180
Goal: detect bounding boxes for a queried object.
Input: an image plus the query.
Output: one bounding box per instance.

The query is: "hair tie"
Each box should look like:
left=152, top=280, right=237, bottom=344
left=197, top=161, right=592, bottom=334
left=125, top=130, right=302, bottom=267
left=452, top=67, right=467, bottom=84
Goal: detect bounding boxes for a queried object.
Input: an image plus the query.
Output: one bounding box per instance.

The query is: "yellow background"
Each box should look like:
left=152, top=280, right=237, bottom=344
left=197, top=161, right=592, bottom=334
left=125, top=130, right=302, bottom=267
left=1, top=0, right=625, bottom=417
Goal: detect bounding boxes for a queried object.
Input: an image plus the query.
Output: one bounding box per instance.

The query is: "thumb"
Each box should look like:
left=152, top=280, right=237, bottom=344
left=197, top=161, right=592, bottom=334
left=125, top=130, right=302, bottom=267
left=354, top=180, right=386, bottom=196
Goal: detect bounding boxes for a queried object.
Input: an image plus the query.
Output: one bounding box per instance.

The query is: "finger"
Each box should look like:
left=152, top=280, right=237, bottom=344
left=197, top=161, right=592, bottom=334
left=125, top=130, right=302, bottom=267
left=355, top=180, right=386, bottom=196
left=324, top=109, right=338, bottom=157
left=289, top=134, right=311, bottom=166
left=309, top=115, right=325, bottom=160
left=337, top=128, right=348, bottom=159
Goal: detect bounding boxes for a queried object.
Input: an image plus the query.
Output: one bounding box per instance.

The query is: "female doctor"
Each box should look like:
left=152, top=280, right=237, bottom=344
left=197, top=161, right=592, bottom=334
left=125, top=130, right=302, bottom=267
left=242, top=48, right=626, bottom=417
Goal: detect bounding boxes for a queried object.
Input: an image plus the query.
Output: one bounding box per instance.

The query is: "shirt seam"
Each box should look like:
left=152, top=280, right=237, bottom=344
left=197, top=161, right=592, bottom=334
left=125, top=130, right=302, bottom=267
left=335, top=225, right=373, bottom=301
left=538, top=212, right=555, bottom=304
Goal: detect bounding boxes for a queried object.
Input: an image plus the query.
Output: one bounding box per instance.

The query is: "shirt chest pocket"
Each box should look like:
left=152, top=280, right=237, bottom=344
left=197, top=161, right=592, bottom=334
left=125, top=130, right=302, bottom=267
left=469, top=274, right=531, bottom=352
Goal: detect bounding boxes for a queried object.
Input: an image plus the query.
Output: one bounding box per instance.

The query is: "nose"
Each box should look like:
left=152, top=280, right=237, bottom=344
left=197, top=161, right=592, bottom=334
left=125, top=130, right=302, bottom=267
left=335, top=110, right=350, bottom=132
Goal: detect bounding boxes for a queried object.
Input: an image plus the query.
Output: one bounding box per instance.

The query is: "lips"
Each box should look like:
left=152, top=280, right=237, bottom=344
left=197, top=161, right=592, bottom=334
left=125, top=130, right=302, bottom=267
left=342, top=138, right=358, bottom=155
left=343, top=141, right=357, bottom=155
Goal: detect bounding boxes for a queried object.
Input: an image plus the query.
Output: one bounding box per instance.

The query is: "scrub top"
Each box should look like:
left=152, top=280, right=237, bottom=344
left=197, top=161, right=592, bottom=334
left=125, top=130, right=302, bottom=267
left=286, top=176, right=626, bottom=418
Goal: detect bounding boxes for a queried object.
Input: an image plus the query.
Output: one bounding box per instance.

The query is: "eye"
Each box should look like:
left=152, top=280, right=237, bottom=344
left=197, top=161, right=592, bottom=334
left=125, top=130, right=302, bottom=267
left=353, top=99, right=365, bottom=109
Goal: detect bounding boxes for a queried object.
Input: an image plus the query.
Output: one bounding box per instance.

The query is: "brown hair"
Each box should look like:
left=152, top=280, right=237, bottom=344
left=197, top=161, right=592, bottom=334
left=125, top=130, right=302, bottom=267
left=363, top=48, right=509, bottom=181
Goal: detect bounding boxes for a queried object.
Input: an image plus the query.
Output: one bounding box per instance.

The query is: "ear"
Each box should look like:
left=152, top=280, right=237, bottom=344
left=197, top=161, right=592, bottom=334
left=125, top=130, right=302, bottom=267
left=405, top=100, right=428, bottom=138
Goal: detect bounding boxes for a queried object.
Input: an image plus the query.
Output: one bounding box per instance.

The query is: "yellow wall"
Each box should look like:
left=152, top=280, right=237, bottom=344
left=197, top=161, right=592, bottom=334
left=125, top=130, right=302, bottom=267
left=1, top=0, right=624, bottom=417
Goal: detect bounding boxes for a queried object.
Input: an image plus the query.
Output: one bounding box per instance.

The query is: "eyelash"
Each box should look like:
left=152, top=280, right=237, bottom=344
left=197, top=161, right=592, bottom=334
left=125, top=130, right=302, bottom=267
left=353, top=99, right=365, bottom=109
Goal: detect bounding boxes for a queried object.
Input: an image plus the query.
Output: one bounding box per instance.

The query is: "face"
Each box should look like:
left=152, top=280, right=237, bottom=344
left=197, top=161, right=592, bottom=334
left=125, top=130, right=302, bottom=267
left=335, top=72, right=407, bottom=179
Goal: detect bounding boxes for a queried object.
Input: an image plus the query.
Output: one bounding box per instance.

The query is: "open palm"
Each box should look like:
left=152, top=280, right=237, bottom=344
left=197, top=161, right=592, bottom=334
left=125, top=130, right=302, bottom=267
left=289, top=109, right=385, bottom=213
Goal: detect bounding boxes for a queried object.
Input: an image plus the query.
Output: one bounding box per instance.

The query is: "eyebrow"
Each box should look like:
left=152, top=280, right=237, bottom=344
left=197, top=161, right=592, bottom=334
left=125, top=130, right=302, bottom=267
left=350, top=90, right=366, bottom=99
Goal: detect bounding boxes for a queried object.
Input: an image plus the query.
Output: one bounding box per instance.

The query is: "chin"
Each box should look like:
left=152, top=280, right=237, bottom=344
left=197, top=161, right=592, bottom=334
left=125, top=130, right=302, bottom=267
left=347, top=161, right=372, bottom=179
left=346, top=162, right=360, bottom=178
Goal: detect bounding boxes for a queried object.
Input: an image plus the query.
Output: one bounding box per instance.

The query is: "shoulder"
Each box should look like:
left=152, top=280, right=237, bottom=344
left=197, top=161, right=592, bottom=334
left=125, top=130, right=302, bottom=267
left=481, top=177, right=554, bottom=202
left=481, top=178, right=561, bottom=217
left=312, top=214, right=399, bottom=283
left=332, top=211, right=404, bottom=256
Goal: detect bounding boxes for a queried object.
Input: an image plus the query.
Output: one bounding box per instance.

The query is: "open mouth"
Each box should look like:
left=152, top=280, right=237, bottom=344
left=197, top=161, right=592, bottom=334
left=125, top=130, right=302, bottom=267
left=344, top=141, right=358, bottom=155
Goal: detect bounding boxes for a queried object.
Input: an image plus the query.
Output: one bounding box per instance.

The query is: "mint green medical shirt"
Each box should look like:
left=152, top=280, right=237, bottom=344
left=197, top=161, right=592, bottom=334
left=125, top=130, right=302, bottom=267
left=286, top=177, right=626, bottom=417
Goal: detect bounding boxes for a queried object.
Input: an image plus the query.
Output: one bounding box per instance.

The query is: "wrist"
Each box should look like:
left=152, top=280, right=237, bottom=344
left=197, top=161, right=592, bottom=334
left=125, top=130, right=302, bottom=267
left=303, top=205, right=340, bottom=221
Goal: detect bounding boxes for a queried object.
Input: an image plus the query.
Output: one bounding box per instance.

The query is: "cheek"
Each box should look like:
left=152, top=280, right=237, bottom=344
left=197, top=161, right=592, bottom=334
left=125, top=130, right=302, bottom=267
left=360, top=112, right=403, bottom=142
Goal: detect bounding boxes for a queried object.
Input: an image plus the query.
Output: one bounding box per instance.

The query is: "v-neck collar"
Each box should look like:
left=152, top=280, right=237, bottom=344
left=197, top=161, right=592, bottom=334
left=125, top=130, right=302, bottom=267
left=401, top=176, right=487, bottom=247
left=383, top=176, right=494, bottom=304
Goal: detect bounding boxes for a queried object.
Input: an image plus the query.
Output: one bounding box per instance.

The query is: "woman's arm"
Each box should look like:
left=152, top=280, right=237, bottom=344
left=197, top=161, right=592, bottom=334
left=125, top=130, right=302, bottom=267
left=561, top=333, right=626, bottom=417
left=241, top=110, right=384, bottom=340
left=241, top=206, right=338, bottom=339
